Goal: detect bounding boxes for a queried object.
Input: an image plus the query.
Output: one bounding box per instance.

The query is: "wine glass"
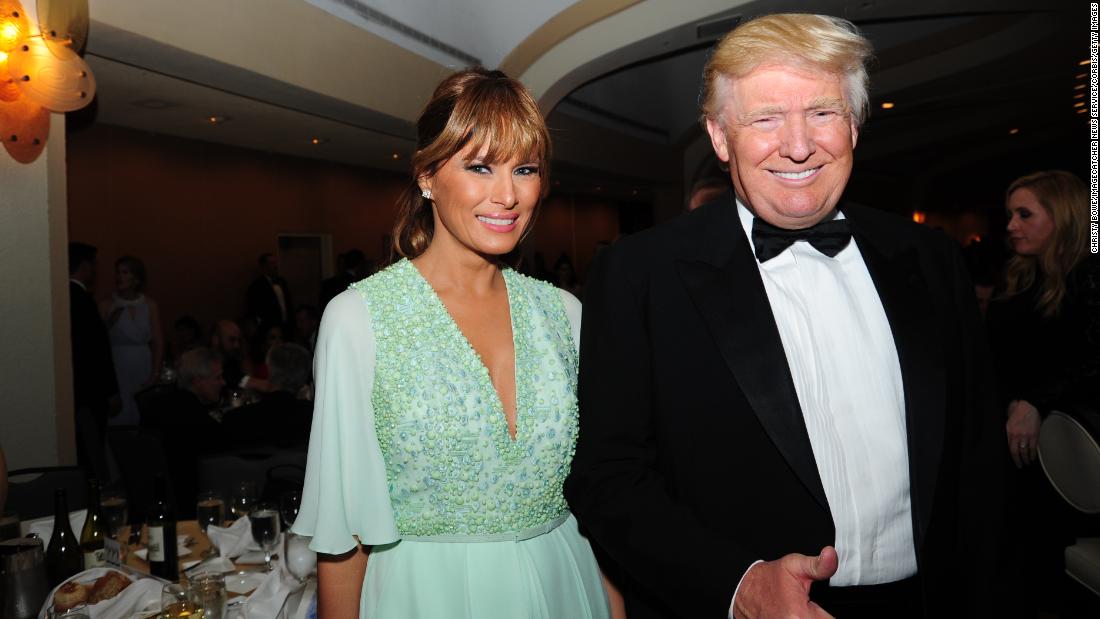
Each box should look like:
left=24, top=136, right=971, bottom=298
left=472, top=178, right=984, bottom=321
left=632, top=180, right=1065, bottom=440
left=279, top=489, right=301, bottom=529
left=196, top=490, right=225, bottom=558
left=99, top=486, right=128, bottom=540
left=249, top=501, right=281, bottom=572
left=228, top=482, right=256, bottom=522
left=161, top=583, right=201, bottom=618
left=284, top=531, right=316, bottom=584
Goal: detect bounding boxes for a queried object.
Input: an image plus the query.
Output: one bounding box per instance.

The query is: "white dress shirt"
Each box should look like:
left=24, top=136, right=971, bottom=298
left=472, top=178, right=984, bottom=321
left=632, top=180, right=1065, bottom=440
left=734, top=200, right=917, bottom=591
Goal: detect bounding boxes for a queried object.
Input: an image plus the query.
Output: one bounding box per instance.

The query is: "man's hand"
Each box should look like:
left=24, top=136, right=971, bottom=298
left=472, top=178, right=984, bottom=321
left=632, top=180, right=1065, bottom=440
left=1006, top=399, right=1040, bottom=468
left=733, top=546, right=838, bottom=619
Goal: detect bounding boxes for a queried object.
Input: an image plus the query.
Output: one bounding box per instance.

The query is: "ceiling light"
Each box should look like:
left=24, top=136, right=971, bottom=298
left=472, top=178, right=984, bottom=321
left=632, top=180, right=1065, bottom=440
left=1081, top=59, right=1092, bottom=66
left=391, top=152, right=399, bottom=159
left=1075, top=84, right=1086, bottom=90
left=881, top=102, right=895, bottom=110
left=1076, top=93, right=1085, bottom=99
left=207, top=115, right=229, bottom=125
left=1008, top=128, right=1019, bottom=135
left=310, top=137, right=328, bottom=145
left=1078, top=73, right=1088, bottom=79
left=1075, top=101, right=1086, bottom=108
left=1078, top=108, right=1088, bottom=114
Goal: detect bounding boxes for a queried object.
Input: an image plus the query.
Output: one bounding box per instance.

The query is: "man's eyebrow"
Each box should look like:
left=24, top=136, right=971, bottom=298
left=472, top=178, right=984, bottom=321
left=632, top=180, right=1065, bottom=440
left=806, top=96, right=847, bottom=111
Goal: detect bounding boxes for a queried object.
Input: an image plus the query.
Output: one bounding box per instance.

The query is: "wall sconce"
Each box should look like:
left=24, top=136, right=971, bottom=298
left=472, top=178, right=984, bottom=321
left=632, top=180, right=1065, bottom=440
left=912, top=211, right=926, bottom=224
left=0, top=0, right=94, bottom=163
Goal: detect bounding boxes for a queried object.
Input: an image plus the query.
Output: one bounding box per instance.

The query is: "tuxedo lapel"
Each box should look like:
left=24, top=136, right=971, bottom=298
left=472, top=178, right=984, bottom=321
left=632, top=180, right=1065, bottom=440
left=676, top=205, right=830, bottom=513
left=850, top=215, right=945, bottom=547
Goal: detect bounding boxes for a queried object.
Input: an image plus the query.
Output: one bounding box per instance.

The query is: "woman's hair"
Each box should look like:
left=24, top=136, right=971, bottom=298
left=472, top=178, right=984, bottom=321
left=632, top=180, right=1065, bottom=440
left=388, top=68, right=551, bottom=264
left=115, top=255, right=146, bottom=292
left=699, top=13, right=873, bottom=128
left=1000, top=170, right=1089, bottom=316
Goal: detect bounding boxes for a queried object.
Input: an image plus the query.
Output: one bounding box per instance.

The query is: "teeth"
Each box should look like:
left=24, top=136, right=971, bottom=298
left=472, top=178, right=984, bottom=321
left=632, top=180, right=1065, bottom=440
left=773, top=168, right=819, bottom=180
left=477, top=215, right=516, bottom=226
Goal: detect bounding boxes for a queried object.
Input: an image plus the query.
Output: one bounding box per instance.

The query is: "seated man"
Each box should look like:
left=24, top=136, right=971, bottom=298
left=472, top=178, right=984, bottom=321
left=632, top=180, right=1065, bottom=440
left=143, top=348, right=227, bottom=516
left=221, top=343, right=313, bottom=450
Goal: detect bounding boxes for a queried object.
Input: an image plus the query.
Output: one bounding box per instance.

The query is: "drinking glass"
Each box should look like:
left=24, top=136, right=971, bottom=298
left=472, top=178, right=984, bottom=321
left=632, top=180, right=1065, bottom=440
left=279, top=489, right=301, bottom=529
left=196, top=491, right=225, bottom=533
left=188, top=572, right=227, bottom=619
left=99, top=486, right=128, bottom=540
left=249, top=501, right=281, bottom=572
left=161, top=583, right=201, bottom=618
left=284, top=531, right=316, bottom=583
left=228, top=482, right=256, bottom=522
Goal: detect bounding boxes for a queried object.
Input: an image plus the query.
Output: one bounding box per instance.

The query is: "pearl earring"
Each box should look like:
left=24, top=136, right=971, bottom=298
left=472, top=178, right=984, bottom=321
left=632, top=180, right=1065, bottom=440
left=421, top=189, right=432, bottom=200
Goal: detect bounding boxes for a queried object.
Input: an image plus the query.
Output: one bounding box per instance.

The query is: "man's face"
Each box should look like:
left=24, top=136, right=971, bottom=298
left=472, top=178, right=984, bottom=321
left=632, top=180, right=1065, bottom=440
left=191, top=361, right=225, bottom=405
left=262, top=256, right=279, bottom=277
left=213, top=323, right=243, bottom=358
left=705, top=63, right=858, bottom=229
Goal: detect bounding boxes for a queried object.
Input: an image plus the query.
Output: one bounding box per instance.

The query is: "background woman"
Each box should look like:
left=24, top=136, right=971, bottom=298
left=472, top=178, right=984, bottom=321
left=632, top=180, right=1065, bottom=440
left=100, top=255, right=164, bottom=426
left=986, top=169, right=1099, bottom=613
left=293, top=68, right=620, bottom=618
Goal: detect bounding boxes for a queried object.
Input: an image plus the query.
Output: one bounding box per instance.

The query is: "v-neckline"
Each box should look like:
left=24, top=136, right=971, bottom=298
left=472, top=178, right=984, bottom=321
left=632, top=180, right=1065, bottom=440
left=406, top=260, right=522, bottom=442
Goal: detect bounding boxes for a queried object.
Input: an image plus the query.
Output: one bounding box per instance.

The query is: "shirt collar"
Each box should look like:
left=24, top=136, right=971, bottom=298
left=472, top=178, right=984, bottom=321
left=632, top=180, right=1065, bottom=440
left=70, top=278, right=87, bottom=291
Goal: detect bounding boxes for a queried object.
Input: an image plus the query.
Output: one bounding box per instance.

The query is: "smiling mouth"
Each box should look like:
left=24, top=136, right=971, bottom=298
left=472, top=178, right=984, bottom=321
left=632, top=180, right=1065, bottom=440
left=476, top=215, right=518, bottom=226
left=771, top=167, right=821, bottom=180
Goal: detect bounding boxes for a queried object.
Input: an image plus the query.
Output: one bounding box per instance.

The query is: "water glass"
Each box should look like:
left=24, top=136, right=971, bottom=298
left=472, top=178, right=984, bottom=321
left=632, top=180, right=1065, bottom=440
left=279, top=489, right=301, bottom=529
left=196, top=491, right=225, bottom=533
left=188, top=572, right=227, bottom=619
left=228, top=482, right=256, bottom=522
left=249, top=502, right=281, bottom=572
left=99, top=487, right=128, bottom=540
left=161, top=583, right=201, bottom=618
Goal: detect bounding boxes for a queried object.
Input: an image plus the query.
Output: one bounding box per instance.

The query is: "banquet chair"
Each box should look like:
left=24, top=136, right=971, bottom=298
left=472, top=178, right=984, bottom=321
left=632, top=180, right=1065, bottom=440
left=1038, top=409, right=1100, bottom=597
left=198, top=449, right=305, bottom=502
left=6, top=466, right=88, bottom=520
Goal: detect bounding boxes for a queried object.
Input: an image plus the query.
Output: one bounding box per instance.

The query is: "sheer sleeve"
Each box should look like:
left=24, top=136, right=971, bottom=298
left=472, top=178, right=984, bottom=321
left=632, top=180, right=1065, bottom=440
left=291, top=289, right=399, bottom=553
left=558, top=289, right=582, bottom=356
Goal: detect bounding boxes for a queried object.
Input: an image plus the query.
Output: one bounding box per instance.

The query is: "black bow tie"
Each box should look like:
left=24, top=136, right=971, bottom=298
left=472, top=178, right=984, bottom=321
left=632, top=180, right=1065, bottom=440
left=751, top=215, right=852, bottom=263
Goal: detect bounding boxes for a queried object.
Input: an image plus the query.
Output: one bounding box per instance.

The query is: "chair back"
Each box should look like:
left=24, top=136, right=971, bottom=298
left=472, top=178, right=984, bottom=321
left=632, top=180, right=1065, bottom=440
left=105, top=428, right=171, bottom=523
left=197, top=449, right=306, bottom=504
left=5, top=467, right=87, bottom=520
left=1038, top=410, right=1100, bottom=514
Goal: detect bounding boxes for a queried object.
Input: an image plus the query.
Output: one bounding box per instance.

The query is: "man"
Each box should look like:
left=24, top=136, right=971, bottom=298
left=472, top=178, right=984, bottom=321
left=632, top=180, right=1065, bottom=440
left=68, top=242, right=119, bottom=480
left=319, top=249, right=368, bottom=312
left=246, top=252, right=292, bottom=334
left=221, top=343, right=313, bottom=449
left=565, top=14, right=1005, bottom=619
left=210, top=319, right=246, bottom=386
left=144, top=347, right=226, bottom=516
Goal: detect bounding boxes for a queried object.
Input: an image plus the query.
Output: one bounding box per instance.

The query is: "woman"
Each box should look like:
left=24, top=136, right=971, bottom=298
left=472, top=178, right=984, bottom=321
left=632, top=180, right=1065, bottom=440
left=100, top=255, right=164, bottom=426
left=293, top=69, right=619, bottom=618
left=987, top=170, right=1099, bottom=612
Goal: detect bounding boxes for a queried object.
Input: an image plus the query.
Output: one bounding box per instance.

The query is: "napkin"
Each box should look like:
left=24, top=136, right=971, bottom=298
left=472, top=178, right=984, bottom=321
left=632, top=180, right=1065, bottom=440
left=182, top=555, right=235, bottom=577
left=22, top=509, right=88, bottom=541
left=37, top=567, right=162, bottom=619
left=242, top=560, right=302, bottom=619
left=207, top=517, right=265, bottom=559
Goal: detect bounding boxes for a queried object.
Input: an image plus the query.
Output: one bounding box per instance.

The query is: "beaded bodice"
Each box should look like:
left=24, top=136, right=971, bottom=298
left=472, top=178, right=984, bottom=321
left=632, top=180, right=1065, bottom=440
left=355, top=259, right=578, bottom=537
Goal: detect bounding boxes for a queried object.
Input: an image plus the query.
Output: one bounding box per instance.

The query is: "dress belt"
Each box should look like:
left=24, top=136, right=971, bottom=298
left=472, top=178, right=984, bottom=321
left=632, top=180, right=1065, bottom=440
left=400, top=513, right=569, bottom=543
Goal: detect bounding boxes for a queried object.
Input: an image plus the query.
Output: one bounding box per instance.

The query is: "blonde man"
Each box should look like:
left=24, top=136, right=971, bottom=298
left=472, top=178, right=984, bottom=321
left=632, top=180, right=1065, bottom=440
left=567, top=13, right=1004, bottom=619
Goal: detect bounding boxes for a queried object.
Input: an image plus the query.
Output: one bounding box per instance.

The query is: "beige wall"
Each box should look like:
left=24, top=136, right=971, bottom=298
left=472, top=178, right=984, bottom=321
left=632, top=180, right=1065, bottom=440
left=0, top=115, right=76, bottom=471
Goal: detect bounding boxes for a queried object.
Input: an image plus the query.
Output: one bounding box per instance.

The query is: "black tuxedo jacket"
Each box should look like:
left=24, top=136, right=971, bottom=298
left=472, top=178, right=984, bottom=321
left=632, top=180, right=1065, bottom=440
left=565, top=200, right=1006, bottom=617
left=246, top=275, right=292, bottom=330
left=69, top=281, right=118, bottom=415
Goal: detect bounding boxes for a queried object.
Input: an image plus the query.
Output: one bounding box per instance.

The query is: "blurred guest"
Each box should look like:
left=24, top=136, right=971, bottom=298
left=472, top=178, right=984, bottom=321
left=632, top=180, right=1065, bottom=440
left=553, top=253, right=583, bottom=298
left=319, top=249, right=368, bottom=312
left=687, top=175, right=731, bottom=211
left=986, top=170, right=1099, bottom=614
left=294, top=305, right=320, bottom=352
left=211, top=319, right=273, bottom=394
left=222, top=343, right=313, bottom=449
left=146, top=347, right=226, bottom=516
left=249, top=323, right=283, bottom=381
left=99, top=256, right=164, bottom=426
left=68, top=242, right=118, bottom=480
left=245, top=253, right=292, bottom=334
left=172, top=315, right=203, bottom=359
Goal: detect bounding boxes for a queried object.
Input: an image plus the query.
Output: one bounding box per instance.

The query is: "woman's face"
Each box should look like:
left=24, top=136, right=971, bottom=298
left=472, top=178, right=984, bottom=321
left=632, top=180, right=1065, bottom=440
left=1006, top=187, right=1055, bottom=256
left=421, top=142, right=541, bottom=258
left=115, top=264, right=136, bottom=292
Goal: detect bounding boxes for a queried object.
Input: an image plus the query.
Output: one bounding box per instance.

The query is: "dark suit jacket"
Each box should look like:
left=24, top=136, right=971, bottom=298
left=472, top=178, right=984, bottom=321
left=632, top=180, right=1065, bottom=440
left=564, top=199, right=1006, bottom=617
left=246, top=275, right=292, bottom=331
left=69, top=280, right=118, bottom=416
left=319, top=271, right=357, bottom=312
left=220, top=391, right=313, bottom=450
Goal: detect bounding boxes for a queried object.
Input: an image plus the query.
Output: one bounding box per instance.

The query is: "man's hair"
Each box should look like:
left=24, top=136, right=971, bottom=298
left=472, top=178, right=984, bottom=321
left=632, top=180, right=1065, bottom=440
left=177, top=347, right=220, bottom=390
left=267, top=343, right=312, bottom=394
left=700, top=13, right=873, bottom=127
left=68, top=242, right=97, bottom=275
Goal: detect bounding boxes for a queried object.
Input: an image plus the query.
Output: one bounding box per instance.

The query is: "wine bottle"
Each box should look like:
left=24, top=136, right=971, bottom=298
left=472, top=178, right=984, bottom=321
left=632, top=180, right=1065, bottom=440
left=80, top=478, right=107, bottom=568
left=45, top=488, right=84, bottom=586
left=147, top=476, right=179, bottom=581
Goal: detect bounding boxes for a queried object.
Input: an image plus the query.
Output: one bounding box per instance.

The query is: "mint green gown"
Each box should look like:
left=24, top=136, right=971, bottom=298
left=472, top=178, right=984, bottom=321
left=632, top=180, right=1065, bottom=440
left=292, top=259, right=610, bottom=618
